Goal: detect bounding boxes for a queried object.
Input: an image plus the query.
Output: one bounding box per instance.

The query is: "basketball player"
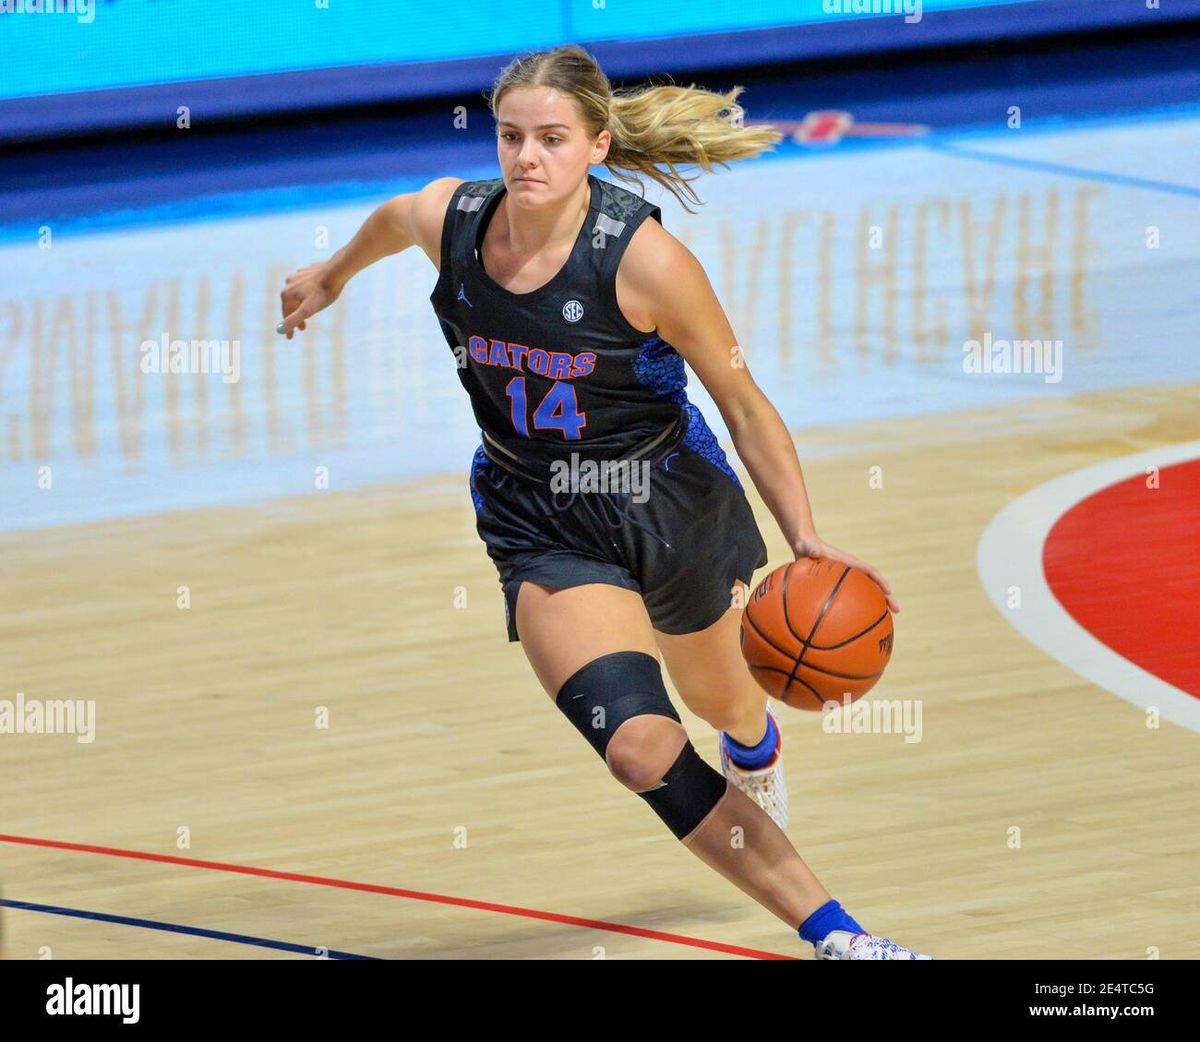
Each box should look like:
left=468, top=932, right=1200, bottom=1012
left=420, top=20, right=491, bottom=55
left=279, top=45, right=929, bottom=960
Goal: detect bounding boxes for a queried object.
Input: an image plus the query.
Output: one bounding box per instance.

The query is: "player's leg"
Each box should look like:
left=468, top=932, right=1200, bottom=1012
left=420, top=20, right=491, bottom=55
left=651, top=581, right=931, bottom=958
left=654, top=580, right=768, bottom=747
left=512, top=580, right=661, bottom=697
left=654, top=578, right=790, bottom=830
left=512, top=579, right=835, bottom=934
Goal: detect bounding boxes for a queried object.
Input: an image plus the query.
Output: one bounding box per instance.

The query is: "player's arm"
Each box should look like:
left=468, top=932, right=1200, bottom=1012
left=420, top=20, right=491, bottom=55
left=278, top=176, right=462, bottom=338
left=621, top=220, right=899, bottom=611
left=617, top=219, right=770, bottom=434
left=324, top=176, right=463, bottom=291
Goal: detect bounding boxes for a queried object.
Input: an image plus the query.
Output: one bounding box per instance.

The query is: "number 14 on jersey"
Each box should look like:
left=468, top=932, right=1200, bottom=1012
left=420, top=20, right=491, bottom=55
left=504, top=376, right=587, bottom=439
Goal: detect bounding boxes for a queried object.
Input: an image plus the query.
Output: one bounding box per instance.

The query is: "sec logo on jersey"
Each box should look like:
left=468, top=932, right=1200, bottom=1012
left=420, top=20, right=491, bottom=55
left=562, top=299, right=584, bottom=323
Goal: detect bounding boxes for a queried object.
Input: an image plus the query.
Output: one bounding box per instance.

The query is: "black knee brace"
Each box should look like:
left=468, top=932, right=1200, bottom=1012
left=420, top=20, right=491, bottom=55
left=555, top=651, right=729, bottom=841
left=555, top=651, right=681, bottom=757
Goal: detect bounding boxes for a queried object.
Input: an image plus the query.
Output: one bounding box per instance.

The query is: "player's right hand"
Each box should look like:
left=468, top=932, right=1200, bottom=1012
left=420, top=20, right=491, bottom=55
left=278, top=261, right=340, bottom=340
left=792, top=534, right=900, bottom=614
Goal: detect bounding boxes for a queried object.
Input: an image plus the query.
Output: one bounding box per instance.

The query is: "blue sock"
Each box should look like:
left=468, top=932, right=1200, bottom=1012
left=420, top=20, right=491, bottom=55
left=721, top=711, right=778, bottom=769
left=798, top=899, right=865, bottom=945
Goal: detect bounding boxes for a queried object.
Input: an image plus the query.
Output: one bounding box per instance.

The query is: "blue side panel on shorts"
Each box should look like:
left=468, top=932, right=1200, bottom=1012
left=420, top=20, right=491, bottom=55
left=631, top=335, right=743, bottom=489
left=469, top=444, right=488, bottom=513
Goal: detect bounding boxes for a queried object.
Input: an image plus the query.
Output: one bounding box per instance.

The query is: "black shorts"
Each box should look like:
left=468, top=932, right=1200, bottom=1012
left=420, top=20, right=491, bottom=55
left=467, top=407, right=770, bottom=642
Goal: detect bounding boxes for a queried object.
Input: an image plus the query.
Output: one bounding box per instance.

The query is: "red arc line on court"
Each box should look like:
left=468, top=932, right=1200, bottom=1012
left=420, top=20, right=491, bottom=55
left=0, top=834, right=798, bottom=960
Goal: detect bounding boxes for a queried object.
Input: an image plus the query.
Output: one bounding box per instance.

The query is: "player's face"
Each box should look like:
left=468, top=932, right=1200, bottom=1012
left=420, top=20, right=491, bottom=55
left=495, top=87, right=609, bottom=204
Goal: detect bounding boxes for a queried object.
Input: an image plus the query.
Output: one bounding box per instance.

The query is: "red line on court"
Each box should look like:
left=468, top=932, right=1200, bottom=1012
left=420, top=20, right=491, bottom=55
left=0, top=834, right=798, bottom=960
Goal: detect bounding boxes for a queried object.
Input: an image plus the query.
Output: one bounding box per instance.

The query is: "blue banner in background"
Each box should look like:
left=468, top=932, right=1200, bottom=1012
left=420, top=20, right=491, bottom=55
left=2, top=0, right=1197, bottom=140
left=0, top=0, right=1050, bottom=100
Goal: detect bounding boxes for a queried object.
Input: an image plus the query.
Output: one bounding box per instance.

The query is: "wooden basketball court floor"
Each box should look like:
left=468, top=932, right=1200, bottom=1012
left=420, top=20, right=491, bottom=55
left=2, top=104, right=1198, bottom=960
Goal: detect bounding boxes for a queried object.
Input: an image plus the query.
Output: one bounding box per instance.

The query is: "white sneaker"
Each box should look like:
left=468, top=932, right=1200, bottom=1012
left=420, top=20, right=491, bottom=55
left=814, top=930, right=933, bottom=960
left=719, top=705, right=789, bottom=831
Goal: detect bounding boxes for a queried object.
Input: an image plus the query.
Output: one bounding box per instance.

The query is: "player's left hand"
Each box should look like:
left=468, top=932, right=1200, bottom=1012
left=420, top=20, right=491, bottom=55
left=792, top=534, right=899, bottom=614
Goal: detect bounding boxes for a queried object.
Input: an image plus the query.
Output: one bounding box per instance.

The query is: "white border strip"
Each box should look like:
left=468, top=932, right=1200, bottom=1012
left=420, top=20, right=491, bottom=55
left=977, top=440, right=1200, bottom=734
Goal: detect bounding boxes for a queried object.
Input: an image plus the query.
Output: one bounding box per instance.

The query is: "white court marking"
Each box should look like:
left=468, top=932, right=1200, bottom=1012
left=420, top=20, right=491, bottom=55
left=977, top=439, right=1200, bottom=734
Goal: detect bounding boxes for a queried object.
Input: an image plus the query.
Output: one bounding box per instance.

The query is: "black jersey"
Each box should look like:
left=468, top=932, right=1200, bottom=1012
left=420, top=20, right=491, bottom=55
left=430, top=171, right=695, bottom=483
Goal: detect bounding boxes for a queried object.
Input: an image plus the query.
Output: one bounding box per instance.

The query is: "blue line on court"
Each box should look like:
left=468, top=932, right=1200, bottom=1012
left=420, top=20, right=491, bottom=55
left=923, top=139, right=1200, bottom=199
left=1, top=899, right=379, bottom=960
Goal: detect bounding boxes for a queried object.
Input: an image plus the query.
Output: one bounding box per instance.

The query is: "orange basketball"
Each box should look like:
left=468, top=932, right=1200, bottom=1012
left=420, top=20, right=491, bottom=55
left=740, top=558, right=894, bottom=711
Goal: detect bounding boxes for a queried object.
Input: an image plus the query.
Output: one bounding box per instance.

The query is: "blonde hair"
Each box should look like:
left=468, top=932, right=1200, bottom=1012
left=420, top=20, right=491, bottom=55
left=487, top=44, right=783, bottom=214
